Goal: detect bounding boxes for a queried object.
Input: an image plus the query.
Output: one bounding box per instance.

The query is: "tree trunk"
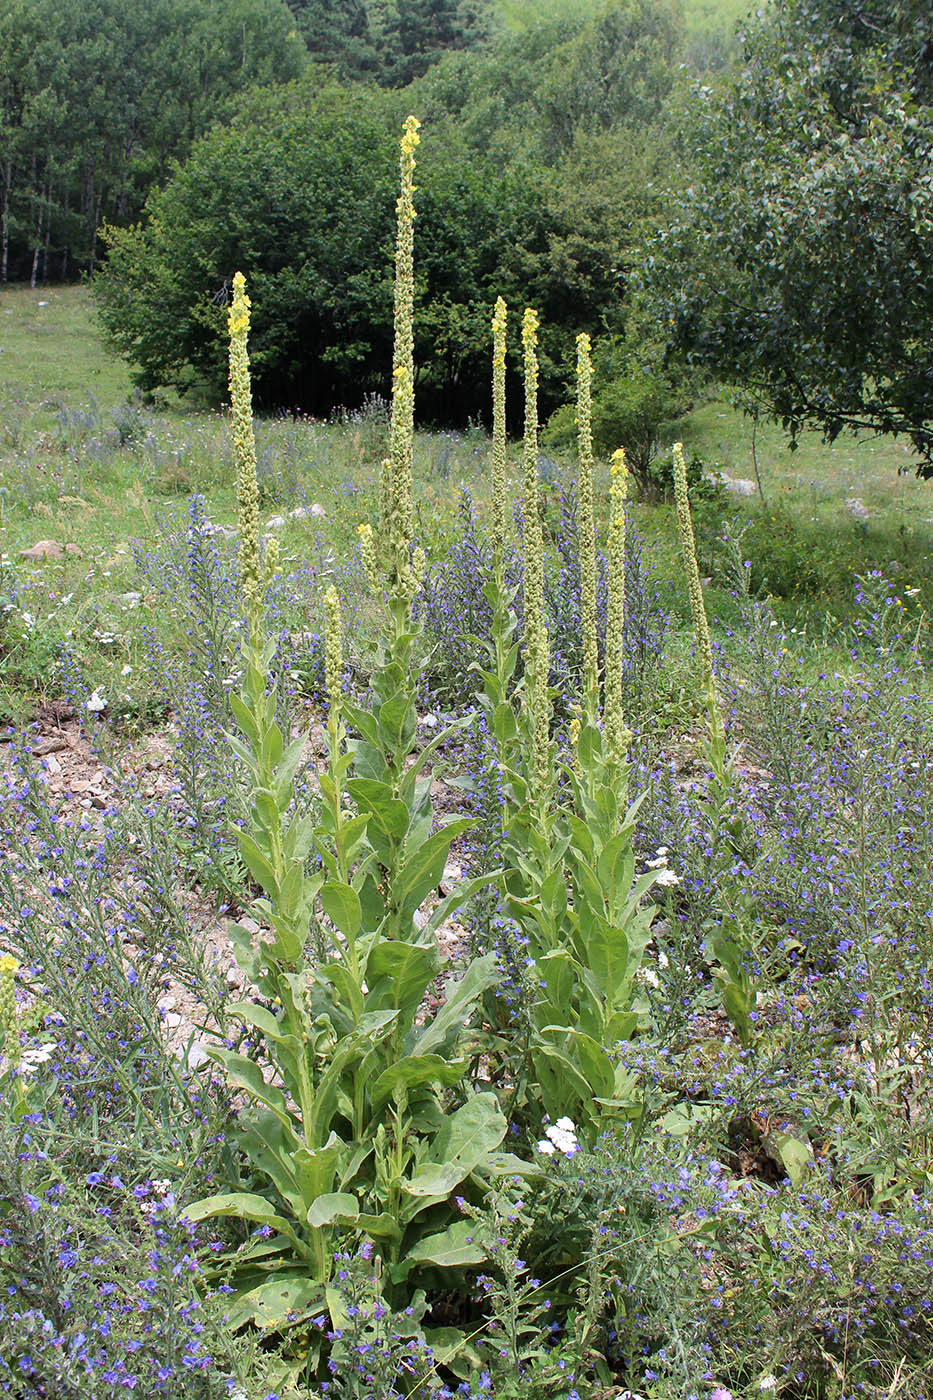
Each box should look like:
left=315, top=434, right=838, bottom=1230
left=0, top=157, right=11, bottom=284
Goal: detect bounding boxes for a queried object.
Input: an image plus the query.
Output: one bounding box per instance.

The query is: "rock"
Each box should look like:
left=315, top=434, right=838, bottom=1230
left=19, top=540, right=83, bottom=561
left=439, top=862, right=462, bottom=896
left=226, top=966, right=241, bottom=989
left=845, top=496, right=871, bottom=523
left=33, top=737, right=69, bottom=756
left=288, top=503, right=326, bottom=520
left=41, top=753, right=61, bottom=776
left=183, top=1041, right=210, bottom=1070
left=722, top=476, right=757, bottom=497
left=265, top=514, right=286, bottom=530
left=120, top=591, right=142, bottom=606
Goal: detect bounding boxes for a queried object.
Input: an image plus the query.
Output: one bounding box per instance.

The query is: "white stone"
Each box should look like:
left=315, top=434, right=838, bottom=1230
left=265, top=515, right=286, bottom=530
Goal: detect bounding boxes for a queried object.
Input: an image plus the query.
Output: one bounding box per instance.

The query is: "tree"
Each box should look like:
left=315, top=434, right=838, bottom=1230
left=645, top=0, right=933, bottom=472
left=0, top=0, right=305, bottom=281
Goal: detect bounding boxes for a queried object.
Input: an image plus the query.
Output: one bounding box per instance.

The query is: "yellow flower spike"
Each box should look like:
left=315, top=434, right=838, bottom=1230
left=575, top=333, right=598, bottom=716
left=519, top=307, right=551, bottom=805
left=0, top=953, right=20, bottom=1067
left=672, top=442, right=723, bottom=745
left=387, top=117, right=420, bottom=592
left=357, top=523, right=378, bottom=592
left=521, top=308, right=545, bottom=655
left=604, top=449, right=631, bottom=768
left=532, top=622, right=551, bottom=802
left=228, top=271, right=261, bottom=617
left=491, top=297, right=509, bottom=555
left=323, top=584, right=343, bottom=720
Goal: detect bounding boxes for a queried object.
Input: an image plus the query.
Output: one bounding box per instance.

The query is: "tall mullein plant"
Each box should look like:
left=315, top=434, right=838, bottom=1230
left=520, top=308, right=552, bottom=816
left=475, top=298, right=521, bottom=819
left=672, top=442, right=757, bottom=1046
left=190, top=161, right=508, bottom=1333
left=575, top=333, right=599, bottom=722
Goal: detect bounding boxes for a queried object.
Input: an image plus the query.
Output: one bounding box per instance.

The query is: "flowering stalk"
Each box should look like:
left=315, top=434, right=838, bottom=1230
left=0, top=952, right=19, bottom=1067
left=576, top=333, right=599, bottom=719
left=672, top=441, right=724, bottom=760
left=387, top=115, right=421, bottom=590
left=521, top=308, right=544, bottom=650
left=228, top=271, right=261, bottom=620
left=604, top=448, right=631, bottom=771
left=520, top=308, right=550, bottom=810
left=491, top=296, right=508, bottom=558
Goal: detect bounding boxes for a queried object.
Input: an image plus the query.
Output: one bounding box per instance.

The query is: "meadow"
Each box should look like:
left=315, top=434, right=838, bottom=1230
left=1, top=134, right=933, bottom=1400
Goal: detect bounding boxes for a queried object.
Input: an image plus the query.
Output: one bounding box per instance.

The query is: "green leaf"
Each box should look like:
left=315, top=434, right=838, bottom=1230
left=404, top=1093, right=507, bottom=1200
left=378, top=689, right=417, bottom=752
left=226, top=1000, right=289, bottom=1044
left=346, top=778, right=410, bottom=839
left=392, top=1220, right=486, bottom=1280
left=237, top=1111, right=304, bottom=1216
left=238, top=832, right=278, bottom=897
left=229, top=693, right=260, bottom=747
left=183, top=1191, right=294, bottom=1236
left=775, top=1133, right=813, bottom=1188
left=293, top=1133, right=342, bottom=1208
left=369, top=1054, right=468, bottom=1111
left=206, top=1049, right=292, bottom=1125
left=584, top=914, right=630, bottom=1005
left=306, top=1192, right=360, bottom=1228
left=320, top=882, right=362, bottom=940
left=397, top=818, right=475, bottom=921
left=412, top=953, right=498, bottom=1058
left=364, top=941, right=438, bottom=1027
left=228, top=1276, right=324, bottom=1332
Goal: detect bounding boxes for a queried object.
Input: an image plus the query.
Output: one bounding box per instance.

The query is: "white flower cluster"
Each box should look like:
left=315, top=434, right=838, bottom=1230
left=645, top=846, right=680, bottom=887
left=537, top=1116, right=579, bottom=1157
left=17, top=1042, right=56, bottom=1075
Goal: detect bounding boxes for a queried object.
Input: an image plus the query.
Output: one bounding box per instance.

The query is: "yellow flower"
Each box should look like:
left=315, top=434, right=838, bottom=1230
left=387, top=117, right=420, bottom=594
left=491, top=296, right=509, bottom=555
left=228, top=271, right=261, bottom=615
left=575, top=332, right=598, bottom=715
left=323, top=584, right=343, bottom=719
left=604, top=448, right=631, bottom=767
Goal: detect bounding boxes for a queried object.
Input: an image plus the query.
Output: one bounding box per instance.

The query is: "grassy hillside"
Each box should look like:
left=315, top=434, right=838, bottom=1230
left=493, top=0, right=754, bottom=41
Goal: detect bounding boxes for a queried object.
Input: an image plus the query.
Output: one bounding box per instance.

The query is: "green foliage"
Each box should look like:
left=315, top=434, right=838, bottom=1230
left=287, top=0, right=488, bottom=86
left=646, top=0, right=933, bottom=473
left=546, top=334, right=692, bottom=494
left=94, top=78, right=611, bottom=421
left=0, top=0, right=305, bottom=282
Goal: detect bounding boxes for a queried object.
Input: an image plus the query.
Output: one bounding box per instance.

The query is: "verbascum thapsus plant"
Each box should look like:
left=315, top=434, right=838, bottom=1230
left=520, top=308, right=551, bottom=805
left=387, top=115, right=421, bottom=587
left=228, top=270, right=262, bottom=616
left=604, top=449, right=632, bottom=768
left=323, top=583, right=343, bottom=721
left=491, top=296, right=508, bottom=556
left=672, top=441, right=724, bottom=746
left=575, top=332, right=599, bottom=716
left=357, top=522, right=378, bottom=592
left=521, top=308, right=544, bottom=650
left=0, top=952, right=20, bottom=1067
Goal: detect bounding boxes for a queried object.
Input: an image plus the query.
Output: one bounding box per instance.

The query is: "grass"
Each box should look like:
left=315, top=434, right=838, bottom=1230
left=0, top=283, right=133, bottom=408
left=494, top=0, right=755, bottom=41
